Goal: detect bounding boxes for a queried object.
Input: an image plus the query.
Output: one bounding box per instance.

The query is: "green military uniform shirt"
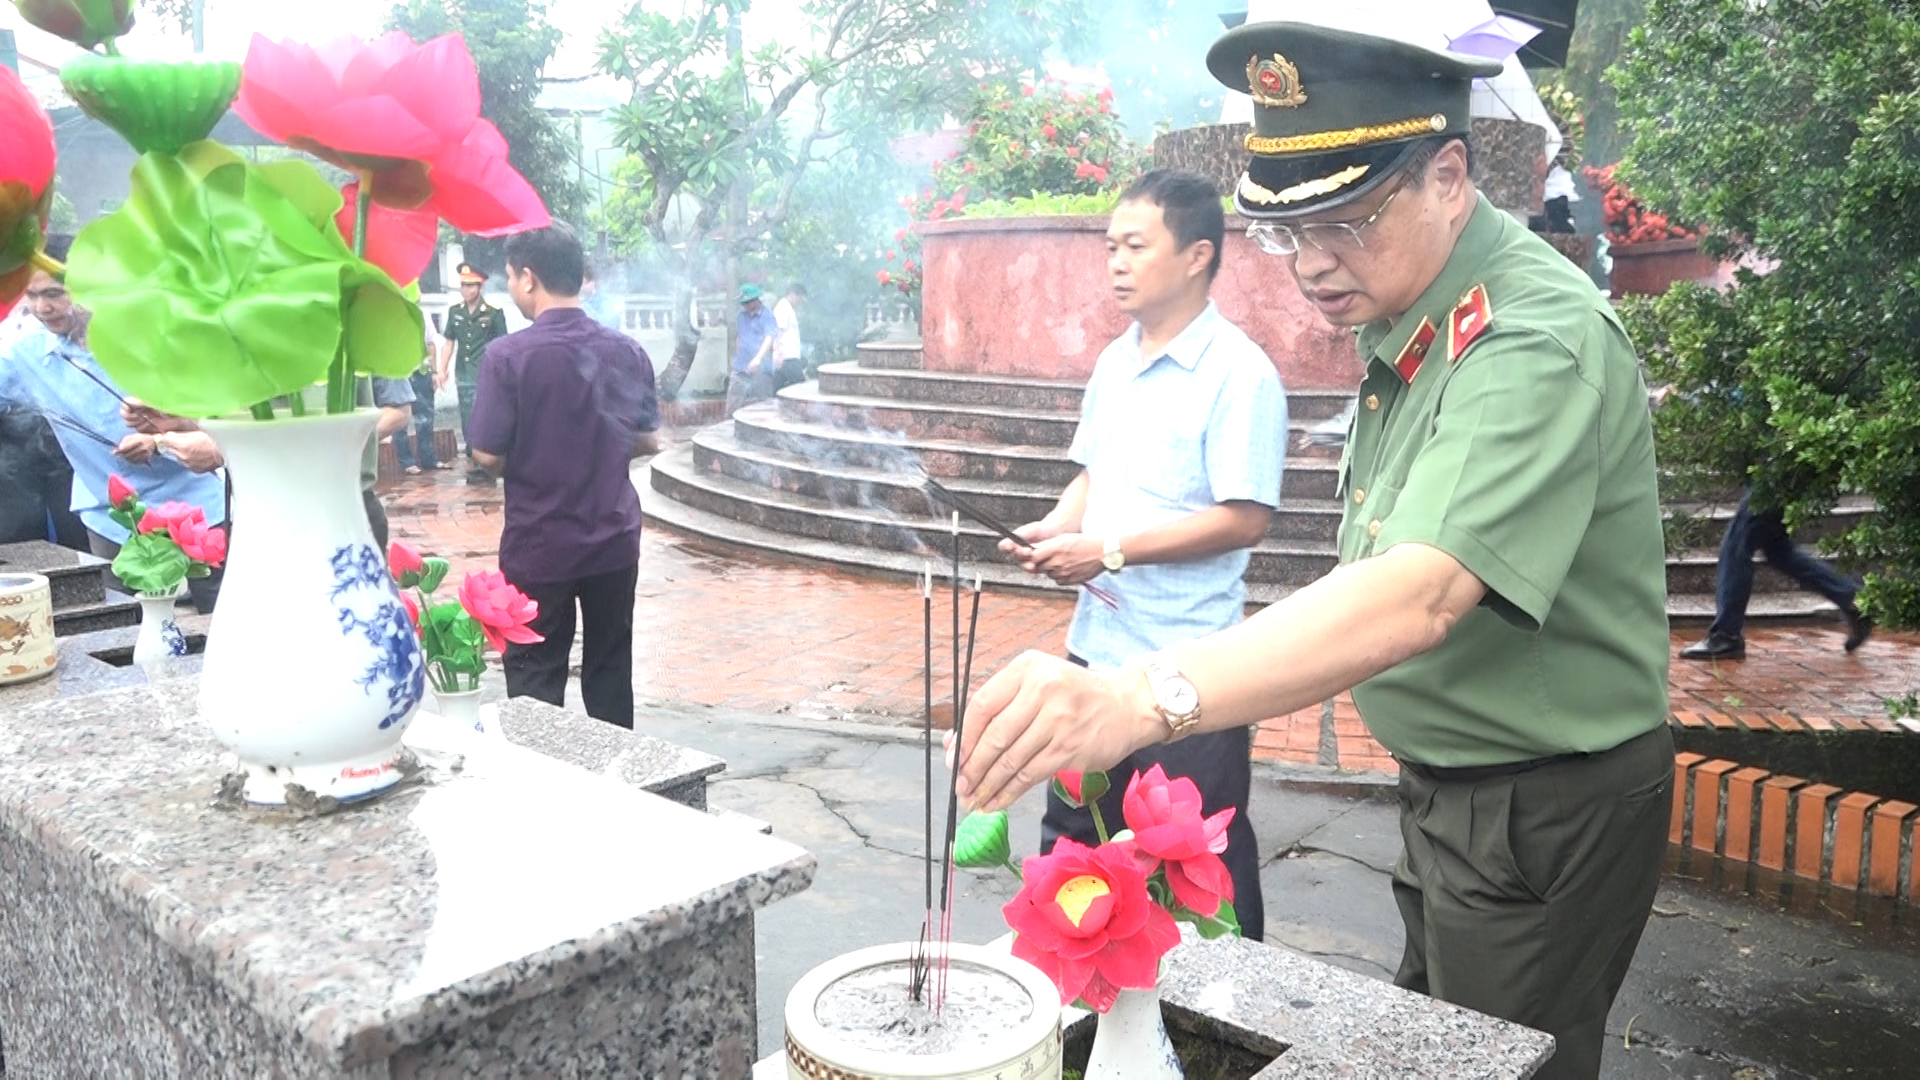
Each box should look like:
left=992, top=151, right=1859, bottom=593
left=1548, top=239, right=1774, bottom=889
left=444, top=300, right=508, bottom=384
left=1338, top=193, right=1670, bottom=766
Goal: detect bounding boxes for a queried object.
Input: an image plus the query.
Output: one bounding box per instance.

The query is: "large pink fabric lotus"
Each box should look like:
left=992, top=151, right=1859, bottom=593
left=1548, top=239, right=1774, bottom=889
left=0, top=65, right=57, bottom=307
left=459, top=570, right=544, bottom=654
left=137, top=501, right=203, bottom=535
left=1004, top=838, right=1180, bottom=1012
left=168, top=517, right=227, bottom=568
left=1121, top=764, right=1236, bottom=918
left=234, top=31, right=550, bottom=284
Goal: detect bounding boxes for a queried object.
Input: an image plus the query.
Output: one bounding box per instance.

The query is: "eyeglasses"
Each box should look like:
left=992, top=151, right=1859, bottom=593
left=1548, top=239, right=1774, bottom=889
left=1246, top=182, right=1406, bottom=257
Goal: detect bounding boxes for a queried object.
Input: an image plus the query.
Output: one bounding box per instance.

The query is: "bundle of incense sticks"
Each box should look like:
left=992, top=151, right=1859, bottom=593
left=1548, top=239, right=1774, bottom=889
left=916, top=472, right=1120, bottom=611
left=910, top=521, right=984, bottom=1014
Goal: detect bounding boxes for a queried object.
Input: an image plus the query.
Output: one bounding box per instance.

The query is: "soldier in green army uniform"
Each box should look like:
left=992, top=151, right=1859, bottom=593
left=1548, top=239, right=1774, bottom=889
left=439, top=262, right=510, bottom=487
left=950, top=23, right=1672, bottom=1079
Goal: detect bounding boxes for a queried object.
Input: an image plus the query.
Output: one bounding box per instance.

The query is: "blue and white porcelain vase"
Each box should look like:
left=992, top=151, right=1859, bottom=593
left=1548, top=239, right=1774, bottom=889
left=1085, top=985, right=1182, bottom=1079
left=132, top=588, right=188, bottom=670
left=198, top=411, right=425, bottom=805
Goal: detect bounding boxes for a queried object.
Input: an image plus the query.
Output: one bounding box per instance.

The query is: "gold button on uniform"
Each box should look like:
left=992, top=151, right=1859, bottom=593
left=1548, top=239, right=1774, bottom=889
left=1368, top=519, right=1382, bottom=538
left=1365, top=394, right=1380, bottom=411
left=1353, top=488, right=1366, bottom=506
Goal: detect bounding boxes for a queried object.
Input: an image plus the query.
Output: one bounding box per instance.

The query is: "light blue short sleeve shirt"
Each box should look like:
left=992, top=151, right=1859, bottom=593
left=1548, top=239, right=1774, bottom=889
left=1066, top=302, right=1288, bottom=669
left=1, top=327, right=227, bottom=543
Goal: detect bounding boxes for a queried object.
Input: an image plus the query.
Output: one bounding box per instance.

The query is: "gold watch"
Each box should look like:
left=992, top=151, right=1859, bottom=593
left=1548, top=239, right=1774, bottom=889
left=1140, top=655, right=1202, bottom=740
left=1101, top=536, right=1126, bottom=573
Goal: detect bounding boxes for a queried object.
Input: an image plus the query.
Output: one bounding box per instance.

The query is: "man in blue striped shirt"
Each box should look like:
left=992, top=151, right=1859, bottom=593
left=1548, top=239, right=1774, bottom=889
left=1004, top=170, right=1288, bottom=939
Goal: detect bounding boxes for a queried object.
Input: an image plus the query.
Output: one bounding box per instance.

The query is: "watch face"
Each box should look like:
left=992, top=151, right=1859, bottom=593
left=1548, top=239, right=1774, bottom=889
left=1164, top=679, right=1199, bottom=715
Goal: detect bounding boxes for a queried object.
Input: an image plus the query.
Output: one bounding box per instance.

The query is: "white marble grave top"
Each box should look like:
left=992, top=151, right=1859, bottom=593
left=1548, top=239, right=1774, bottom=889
left=0, top=681, right=815, bottom=1069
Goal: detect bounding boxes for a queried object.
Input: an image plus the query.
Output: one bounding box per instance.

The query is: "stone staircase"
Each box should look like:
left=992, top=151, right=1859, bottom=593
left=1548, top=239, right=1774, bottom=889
left=0, top=541, right=140, bottom=637
left=645, top=342, right=1862, bottom=621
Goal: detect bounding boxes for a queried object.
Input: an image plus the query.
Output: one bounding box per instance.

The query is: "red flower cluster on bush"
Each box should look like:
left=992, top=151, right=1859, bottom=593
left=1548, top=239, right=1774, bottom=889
left=1583, top=164, right=1700, bottom=245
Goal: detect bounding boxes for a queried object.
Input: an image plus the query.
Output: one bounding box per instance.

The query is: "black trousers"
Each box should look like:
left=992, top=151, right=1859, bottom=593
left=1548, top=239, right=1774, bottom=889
left=1393, top=725, right=1674, bottom=1079
left=1039, top=654, right=1264, bottom=941
left=504, top=562, right=639, bottom=728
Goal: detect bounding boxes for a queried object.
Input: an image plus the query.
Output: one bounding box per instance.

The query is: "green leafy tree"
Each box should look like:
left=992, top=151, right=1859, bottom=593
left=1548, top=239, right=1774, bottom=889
left=594, top=0, right=1090, bottom=399
left=1613, top=0, right=1920, bottom=627
left=387, top=0, right=586, bottom=269
left=1560, top=0, right=1648, bottom=168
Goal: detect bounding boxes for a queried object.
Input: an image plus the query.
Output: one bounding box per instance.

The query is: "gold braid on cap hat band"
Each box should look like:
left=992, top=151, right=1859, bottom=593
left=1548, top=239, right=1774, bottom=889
left=1245, top=113, right=1447, bottom=156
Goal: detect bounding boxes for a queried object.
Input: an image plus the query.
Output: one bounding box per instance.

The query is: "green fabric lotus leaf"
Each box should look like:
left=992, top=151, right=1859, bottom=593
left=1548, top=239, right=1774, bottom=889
left=953, top=810, right=1012, bottom=870
left=67, top=147, right=422, bottom=415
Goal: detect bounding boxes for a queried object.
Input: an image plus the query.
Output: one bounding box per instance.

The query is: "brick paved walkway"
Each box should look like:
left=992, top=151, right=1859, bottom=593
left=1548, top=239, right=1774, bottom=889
left=381, top=464, right=1920, bottom=774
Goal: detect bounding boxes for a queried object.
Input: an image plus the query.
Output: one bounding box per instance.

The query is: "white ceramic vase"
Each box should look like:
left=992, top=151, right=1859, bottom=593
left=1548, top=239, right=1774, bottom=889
left=1085, top=985, right=1182, bottom=1079
left=132, top=590, right=188, bottom=670
left=0, top=572, right=57, bottom=685
left=785, top=941, right=1062, bottom=1079
left=198, top=411, right=426, bottom=805
left=432, top=687, right=487, bottom=736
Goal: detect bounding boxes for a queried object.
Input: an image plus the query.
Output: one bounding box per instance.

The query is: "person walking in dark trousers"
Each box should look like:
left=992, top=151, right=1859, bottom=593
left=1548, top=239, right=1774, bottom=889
left=1680, top=489, right=1872, bottom=660
left=468, top=224, right=661, bottom=728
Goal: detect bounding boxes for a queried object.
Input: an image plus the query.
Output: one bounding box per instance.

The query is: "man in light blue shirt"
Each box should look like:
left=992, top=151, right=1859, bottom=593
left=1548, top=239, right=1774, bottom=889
left=1004, top=170, right=1287, bottom=939
left=1, top=239, right=228, bottom=611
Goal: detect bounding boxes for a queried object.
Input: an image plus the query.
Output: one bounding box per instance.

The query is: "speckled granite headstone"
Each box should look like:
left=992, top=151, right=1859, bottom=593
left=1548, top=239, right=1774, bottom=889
left=0, top=681, right=815, bottom=1077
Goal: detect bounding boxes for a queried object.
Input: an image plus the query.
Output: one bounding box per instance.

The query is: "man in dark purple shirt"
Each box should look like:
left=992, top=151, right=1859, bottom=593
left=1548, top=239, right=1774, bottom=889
left=469, top=224, right=662, bottom=728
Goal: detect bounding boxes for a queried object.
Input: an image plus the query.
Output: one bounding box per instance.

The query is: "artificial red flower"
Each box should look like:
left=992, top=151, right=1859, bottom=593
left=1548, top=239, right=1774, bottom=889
left=1004, top=838, right=1180, bottom=1012
left=388, top=539, right=425, bottom=582
left=168, top=516, right=227, bottom=568
left=1057, top=771, right=1086, bottom=802
left=0, top=65, right=57, bottom=308
left=107, top=474, right=138, bottom=511
left=459, top=570, right=543, bottom=653
left=138, top=501, right=203, bottom=535
left=334, top=182, right=443, bottom=287
left=400, top=590, right=422, bottom=630
left=233, top=32, right=551, bottom=284
left=1122, top=764, right=1235, bottom=917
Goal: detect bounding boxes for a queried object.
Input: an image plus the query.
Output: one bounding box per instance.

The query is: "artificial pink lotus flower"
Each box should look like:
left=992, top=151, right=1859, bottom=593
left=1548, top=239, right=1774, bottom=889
left=167, top=516, right=227, bottom=568
left=1004, top=837, right=1180, bottom=1012
left=0, top=65, right=57, bottom=309
left=137, top=501, right=203, bottom=535
left=387, top=539, right=425, bottom=583
left=106, top=473, right=138, bottom=511
left=1121, top=764, right=1235, bottom=918
left=458, top=570, right=543, bottom=654
left=233, top=31, right=550, bottom=284
left=400, top=590, right=421, bottom=631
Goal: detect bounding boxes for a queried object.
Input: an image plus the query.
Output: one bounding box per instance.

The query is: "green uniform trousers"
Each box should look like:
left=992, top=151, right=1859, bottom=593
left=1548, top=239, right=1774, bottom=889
left=1392, top=725, right=1674, bottom=1079
left=456, top=376, right=479, bottom=463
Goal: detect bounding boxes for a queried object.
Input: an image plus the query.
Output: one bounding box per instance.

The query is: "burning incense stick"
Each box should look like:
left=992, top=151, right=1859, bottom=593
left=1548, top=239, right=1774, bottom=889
left=919, top=474, right=1032, bottom=551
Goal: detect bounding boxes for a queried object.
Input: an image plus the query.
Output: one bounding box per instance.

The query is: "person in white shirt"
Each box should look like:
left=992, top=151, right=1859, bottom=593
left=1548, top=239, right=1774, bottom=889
left=772, top=284, right=807, bottom=390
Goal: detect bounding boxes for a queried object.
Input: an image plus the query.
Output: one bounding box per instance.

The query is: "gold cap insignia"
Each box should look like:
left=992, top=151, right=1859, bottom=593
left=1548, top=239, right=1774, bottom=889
left=1246, top=53, right=1307, bottom=108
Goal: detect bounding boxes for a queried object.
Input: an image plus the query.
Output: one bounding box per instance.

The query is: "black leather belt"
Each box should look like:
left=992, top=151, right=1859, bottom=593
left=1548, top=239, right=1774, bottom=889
left=1397, top=751, right=1591, bottom=783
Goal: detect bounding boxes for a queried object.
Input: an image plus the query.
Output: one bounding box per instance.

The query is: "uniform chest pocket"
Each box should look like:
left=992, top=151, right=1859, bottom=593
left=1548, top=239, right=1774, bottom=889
left=1128, top=434, right=1207, bottom=504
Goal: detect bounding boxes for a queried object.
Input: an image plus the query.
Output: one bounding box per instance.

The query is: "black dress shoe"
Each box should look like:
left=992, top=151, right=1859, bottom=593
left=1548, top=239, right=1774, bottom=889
left=1680, top=632, right=1745, bottom=661
left=1843, top=604, right=1874, bottom=653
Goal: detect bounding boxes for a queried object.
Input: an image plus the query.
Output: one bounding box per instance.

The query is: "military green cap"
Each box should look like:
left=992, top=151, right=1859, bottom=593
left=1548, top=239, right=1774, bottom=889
left=1206, top=22, right=1501, bottom=220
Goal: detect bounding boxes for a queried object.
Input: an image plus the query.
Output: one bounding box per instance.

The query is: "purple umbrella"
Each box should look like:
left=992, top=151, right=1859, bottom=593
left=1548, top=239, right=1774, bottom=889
left=1446, top=14, right=1543, bottom=62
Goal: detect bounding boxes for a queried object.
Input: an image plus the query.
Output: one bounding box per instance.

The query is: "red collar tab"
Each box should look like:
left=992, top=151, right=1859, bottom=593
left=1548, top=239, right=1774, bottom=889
left=1448, top=284, right=1494, bottom=363
left=1395, top=318, right=1437, bottom=383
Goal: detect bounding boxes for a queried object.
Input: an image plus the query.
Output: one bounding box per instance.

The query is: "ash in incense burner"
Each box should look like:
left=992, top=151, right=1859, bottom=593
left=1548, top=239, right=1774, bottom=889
left=814, top=958, right=1036, bottom=1057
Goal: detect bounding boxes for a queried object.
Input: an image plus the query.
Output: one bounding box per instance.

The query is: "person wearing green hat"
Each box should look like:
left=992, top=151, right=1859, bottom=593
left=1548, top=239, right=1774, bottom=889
left=948, top=22, right=1671, bottom=1078
left=727, top=283, right=780, bottom=415
left=440, top=262, right=510, bottom=486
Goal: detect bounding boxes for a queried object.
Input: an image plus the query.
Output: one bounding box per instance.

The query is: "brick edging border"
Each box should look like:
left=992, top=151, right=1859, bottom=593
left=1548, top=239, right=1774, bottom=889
left=1671, top=753, right=1918, bottom=903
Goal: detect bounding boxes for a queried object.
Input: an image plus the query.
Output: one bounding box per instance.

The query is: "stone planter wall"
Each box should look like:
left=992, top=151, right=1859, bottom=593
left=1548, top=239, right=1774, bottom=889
left=916, top=215, right=1362, bottom=390
left=1608, top=237, right=1735, bottom=297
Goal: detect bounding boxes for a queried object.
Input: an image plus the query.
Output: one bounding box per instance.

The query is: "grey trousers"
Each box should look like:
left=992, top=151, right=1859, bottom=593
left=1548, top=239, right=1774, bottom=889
left=1393, top=725, right=1675, bottom=1079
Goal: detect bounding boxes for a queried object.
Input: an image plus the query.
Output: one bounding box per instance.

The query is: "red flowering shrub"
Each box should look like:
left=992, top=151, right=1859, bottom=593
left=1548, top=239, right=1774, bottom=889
left=1583, top=163, right=1701, bottom=245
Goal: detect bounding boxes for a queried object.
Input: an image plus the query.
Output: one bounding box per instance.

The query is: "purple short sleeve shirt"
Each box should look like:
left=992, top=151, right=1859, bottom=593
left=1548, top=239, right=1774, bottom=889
left=468, top=308, right=660, bottom=585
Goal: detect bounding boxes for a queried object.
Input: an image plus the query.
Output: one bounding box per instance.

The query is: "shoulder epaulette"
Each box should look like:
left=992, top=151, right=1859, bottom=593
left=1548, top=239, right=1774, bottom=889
left=1447, top=284, right=1493, bottom=363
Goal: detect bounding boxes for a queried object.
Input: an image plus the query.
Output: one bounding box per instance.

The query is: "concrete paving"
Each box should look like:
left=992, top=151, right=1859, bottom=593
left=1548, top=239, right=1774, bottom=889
left=613, top=698, right=1920, bottom=1077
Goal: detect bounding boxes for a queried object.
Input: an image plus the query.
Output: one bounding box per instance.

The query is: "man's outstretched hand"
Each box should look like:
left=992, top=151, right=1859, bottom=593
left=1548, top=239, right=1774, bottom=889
left=950, top=650, right=1160, bottom=812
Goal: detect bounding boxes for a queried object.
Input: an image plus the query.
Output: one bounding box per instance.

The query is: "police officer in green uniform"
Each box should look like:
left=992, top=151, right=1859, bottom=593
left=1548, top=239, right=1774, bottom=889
left=950, top=23, right=1673, bottom=1079
left=439, top=262, right=510, bottom=487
